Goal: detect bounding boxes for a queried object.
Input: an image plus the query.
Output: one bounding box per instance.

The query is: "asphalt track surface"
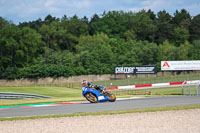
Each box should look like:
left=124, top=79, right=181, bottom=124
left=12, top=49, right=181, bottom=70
left=1, top=96, right=200, bottom=118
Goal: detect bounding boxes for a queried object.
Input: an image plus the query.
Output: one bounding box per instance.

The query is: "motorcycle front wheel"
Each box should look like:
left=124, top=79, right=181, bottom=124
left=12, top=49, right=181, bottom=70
left=85, top=92, right=98, bottom=103
left=105, top=92, right=116, bottom=102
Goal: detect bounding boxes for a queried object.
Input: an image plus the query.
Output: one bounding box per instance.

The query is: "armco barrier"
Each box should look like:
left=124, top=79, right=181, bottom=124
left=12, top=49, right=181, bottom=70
left=0, top=92, right=51, bottom=100
left=106, top=80, right=200, bottom=90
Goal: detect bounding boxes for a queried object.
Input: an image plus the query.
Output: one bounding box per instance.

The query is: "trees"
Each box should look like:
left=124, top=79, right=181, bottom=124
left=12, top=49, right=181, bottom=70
left=39, top=21, right=77, bottom=51
left=0, top=25, right=43, bottom=79
left=189, top=15, right=200, bottom=41
left=2, top=26, right=43, bottom=66
left=76, top=33, right=114, bottom=74
left=159, top=40, right=176, bottom=61
left=62, top=15, right=89, bottom=37
left=18, top=18, right=43, bottom=32
left=172, top=27, right=189, bottom=46
left=0, top=17, right=10, bottom=28
left=190, top=40, right=200, bottom=60
left=172, top=9, right=191, bottom=29
left=1, top=9, right=200, bottom=79
left=177, top=41, right=192, bottom=60
left=128, top=10, right=157, bottom=42
left=89, top=11, right=128, bottom=39
left=137, top=41, right=160, bottom=65
left=154, top=10, right=173, bottom=44
left=0, top=25, right=20, bottom=68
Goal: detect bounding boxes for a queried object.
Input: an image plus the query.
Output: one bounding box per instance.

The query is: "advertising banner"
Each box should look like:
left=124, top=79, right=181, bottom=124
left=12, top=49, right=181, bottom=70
left=161, top=61, right=200, bottom=71
left=115, top=66, right=156, bottom=74
left=115, top=66, right=135, bottom=74
left=135, top=66, right=157, bottom=74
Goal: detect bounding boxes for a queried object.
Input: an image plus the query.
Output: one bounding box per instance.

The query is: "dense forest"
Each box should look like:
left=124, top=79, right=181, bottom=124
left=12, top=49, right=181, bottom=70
left=0, top=9, right=200, bottom=79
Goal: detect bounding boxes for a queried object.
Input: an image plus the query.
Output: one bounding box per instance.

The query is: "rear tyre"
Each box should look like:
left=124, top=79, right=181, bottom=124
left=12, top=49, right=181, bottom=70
left=85, top=92, right=98, bottom=103
left=105, top=92, right=116, bottom=102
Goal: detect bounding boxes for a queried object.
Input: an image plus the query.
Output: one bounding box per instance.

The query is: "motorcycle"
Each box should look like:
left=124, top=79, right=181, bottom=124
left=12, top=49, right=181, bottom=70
left=82, top=85, right=116, bottom=103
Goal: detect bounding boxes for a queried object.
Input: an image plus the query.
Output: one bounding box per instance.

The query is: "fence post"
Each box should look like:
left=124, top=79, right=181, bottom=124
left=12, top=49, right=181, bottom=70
left=189, top=83, right=191, bottom=96
left=181, top=80, right=187, bottom=95
left=196, top=83, right=200, bottom=96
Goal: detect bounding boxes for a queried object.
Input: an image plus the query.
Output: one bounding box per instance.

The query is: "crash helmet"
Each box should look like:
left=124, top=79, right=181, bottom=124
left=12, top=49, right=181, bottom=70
left=81, top=80, right=87, bottom=86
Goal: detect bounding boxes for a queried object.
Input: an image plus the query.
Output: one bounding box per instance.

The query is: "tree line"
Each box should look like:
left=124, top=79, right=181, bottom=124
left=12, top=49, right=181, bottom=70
left=0, top=9, right=200, bottom=79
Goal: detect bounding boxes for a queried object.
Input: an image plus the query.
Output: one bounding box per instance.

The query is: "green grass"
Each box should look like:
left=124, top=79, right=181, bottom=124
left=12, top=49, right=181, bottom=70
left=1, top=104, right=200, bottom=121
left=0, top=86, right=82, bottom=97
left=109, top=87, right=182, bottom=97
left=0, top=86, right=85, bottom=106
left=151, top=87, right=182, bottom=95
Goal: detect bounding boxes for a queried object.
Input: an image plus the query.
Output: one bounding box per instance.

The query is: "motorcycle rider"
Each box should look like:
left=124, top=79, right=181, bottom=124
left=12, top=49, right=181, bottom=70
left=81, top=80, right=105, bottom=93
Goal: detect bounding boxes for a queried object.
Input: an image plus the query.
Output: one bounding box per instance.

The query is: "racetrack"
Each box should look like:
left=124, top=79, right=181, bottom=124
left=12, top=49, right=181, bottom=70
left=1, top=96, right=200, bottom=118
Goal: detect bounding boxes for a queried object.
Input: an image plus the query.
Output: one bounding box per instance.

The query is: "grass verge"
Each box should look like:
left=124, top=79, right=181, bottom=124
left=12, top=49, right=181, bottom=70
left=0, top=104, right=200, bottom=121
left=0, top=86, right=84, bottom=106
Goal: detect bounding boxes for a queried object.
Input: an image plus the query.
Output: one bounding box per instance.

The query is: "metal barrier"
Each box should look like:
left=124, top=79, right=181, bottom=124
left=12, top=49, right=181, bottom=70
left=0, top=92, right=51, bottom=100
left=182, top=80, right=200, bottom=96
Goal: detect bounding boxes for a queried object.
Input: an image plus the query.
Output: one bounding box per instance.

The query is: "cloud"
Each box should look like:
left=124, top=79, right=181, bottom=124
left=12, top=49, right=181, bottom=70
left=128, top=0, right=200, bottom=16
left=0, top=0, right=44, bottom=17
left=0, top=0, right=94, bottom=23
left=0, top=0, right=200, bottom=24
left=44, top=0, right=92, bottom=14
left=129, top=0, right=171, bottom=13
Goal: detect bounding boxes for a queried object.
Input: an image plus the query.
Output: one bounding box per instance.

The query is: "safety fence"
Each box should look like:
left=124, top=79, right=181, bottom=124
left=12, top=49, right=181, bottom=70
left=106, top=80, right=200, bottom=96
left=182, top=80, right=200, bottom=96
left=106, top=80, right=200, bottom=90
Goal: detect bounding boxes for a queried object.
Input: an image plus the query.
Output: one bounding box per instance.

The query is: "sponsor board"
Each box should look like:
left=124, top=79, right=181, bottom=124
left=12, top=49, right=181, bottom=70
left=135, top=66, right=156, bottom=74
left=161, top=61, right=200, bottom=71
left=115, top=66, right=156, bottom=74
left=115, top=66, right=135, bottom=74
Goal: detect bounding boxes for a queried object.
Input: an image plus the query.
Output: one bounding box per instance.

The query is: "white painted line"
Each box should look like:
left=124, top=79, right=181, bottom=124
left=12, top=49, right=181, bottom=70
left=118, top=85, right=135, bottom=90
left=152, top=83, right=169, bottom=87
left=117, top=97, right=146, bottom=101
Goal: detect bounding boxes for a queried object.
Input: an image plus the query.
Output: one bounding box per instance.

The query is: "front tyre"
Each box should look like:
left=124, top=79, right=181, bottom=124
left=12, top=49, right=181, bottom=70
left=85, top=92, right=98, bottom=103
left=105, top=93, right=116, bottom=102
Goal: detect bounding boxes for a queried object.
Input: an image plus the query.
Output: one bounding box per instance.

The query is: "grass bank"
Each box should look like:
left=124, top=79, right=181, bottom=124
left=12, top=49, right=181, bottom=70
left=0, top=86, right=84, bottom=106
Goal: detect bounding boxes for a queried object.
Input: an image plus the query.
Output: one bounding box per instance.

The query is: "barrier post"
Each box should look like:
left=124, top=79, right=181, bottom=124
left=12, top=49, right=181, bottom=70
left=196, top=83, right=200, bottom=96
left=189, top=83, right=191, bottom=96
left=181, top=80, right=187, bottom=95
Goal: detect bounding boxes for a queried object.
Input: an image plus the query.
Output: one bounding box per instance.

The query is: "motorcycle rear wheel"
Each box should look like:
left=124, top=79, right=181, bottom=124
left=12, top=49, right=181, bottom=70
left=85, top=92, right=98, bottom=103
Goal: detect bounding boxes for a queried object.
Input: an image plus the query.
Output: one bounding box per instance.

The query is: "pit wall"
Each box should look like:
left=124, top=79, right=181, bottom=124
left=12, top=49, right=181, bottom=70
left=0, top=71, right=199, bottom=87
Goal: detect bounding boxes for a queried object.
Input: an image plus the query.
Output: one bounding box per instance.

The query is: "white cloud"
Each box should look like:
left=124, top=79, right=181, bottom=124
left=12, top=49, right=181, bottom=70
left=0, top=0, right=200, bottom=24
left=2, top=1, right=43, bottom=18
left=129, top=0, right=169, bottom=12
left=44, top=0, right=60, bottom=13
left=43, top=0, right=92, bottom=16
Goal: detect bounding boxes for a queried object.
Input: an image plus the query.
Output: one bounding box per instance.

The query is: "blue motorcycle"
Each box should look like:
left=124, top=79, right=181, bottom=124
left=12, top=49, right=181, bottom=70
left=82, top=86, right=116, bottom=103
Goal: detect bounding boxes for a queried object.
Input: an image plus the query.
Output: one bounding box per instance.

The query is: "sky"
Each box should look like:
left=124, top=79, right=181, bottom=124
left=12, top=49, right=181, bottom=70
left=0, top=0, right=200, bottom=24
